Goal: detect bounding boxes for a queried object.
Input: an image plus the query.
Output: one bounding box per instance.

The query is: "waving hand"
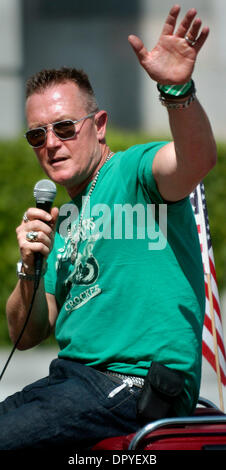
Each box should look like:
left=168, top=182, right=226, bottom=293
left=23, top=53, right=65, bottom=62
left=128, top=5, right=209, bottom=85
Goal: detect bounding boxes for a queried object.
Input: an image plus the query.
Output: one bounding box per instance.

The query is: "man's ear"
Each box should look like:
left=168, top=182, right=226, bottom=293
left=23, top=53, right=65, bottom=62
left=95, top=110, right=108, bottom=142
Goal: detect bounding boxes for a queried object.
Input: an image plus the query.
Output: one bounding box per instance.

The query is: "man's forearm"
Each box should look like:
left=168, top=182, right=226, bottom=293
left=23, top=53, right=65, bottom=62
left=169, top=98, right=217, bottom=174
left=6, top=278, right=51, bottom=350
left=153, top=96, right=217, bottom=202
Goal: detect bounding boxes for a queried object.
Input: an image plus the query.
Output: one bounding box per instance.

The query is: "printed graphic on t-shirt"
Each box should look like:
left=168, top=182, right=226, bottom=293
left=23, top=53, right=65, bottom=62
left=65, top=236, right=99, bottom=287
left=55, top=218, right=101, bottom=313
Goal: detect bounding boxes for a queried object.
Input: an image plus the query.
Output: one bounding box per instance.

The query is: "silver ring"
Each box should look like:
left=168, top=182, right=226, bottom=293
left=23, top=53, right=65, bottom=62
left=26, top=231, right=39, bottom=242
left=23, top=212, right=29, bottom=223
left=185, top=35, right=197, bottom=47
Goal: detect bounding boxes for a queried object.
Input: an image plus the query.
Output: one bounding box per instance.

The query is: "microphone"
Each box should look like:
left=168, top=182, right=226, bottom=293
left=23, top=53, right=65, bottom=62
left=33, top=179, right=57, bottom=288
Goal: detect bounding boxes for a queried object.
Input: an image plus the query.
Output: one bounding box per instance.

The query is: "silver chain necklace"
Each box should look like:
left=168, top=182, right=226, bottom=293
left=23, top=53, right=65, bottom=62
left=68, top=151, right=114, bottom=263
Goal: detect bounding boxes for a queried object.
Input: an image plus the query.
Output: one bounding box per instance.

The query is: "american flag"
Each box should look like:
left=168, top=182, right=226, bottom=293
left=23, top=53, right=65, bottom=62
left=190, top=182, right=226, bottom=387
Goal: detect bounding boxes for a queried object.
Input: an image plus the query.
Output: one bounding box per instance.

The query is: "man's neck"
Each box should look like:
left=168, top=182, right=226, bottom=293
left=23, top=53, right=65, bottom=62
left=67, top=146, right=113, bottom=199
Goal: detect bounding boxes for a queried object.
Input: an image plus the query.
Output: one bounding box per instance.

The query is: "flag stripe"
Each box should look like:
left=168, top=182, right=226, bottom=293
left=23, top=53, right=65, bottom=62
left=205, top=281, right=222, bottom=321
left=202, top=326, right=226, bottom=385
left=202, top=341, right=226, bottom=386
left=202, top=326, right=226, bottom=379
left=204, top=314, right=226, bottom=361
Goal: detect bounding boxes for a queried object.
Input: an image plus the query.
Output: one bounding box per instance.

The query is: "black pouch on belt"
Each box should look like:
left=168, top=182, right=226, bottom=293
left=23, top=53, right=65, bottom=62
left=136, top=361, right=185, bottom=423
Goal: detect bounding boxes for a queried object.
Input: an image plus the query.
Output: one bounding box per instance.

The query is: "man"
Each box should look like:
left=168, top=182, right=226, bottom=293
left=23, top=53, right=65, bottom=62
left=2, top=5, right=216, bottom=449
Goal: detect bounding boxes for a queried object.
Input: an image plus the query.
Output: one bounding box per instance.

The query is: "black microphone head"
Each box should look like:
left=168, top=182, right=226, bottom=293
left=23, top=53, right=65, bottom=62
left=33, top=179, right=57, bottom=204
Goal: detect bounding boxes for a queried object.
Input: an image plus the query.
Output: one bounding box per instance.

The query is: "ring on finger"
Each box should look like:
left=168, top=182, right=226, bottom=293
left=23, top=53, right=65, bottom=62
left=185, top=35, right=197, bottom=46
left=23, top=212, right=29, bottom=223
left=26, top=231, right=39, bottom=242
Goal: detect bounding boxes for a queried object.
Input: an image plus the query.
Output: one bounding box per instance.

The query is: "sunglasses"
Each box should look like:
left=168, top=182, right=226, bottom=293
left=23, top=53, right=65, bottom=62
left=25, top=112, right=95, bottom=148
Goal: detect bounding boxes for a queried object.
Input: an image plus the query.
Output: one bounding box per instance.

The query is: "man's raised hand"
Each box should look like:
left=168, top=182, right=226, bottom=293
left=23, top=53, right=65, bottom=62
left=128, top=4, right=209, bottom=85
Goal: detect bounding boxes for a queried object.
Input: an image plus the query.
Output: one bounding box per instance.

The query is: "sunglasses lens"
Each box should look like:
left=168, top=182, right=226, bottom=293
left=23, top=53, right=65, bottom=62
left=26, top=120, right=76, bottom=147
left=26, top=128, right=46, bottom=148
left=54, top=120, right=75, bottom=139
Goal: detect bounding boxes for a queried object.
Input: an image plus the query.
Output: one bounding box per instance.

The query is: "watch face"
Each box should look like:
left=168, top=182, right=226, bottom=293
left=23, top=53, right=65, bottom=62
left=17, top=261, right=23, bottom=274
left=17, top=260, right=26, bottom=278
left=16, top=260, right=35, bottom=280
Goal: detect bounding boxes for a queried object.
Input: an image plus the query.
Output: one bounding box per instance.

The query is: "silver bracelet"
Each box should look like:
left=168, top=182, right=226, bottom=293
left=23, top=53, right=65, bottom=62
left=159, top=91, right=196, bottom=109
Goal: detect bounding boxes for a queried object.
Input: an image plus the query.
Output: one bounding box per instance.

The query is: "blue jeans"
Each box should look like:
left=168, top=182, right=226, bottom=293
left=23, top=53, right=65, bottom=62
left=0, top=358, right=141, bottom=449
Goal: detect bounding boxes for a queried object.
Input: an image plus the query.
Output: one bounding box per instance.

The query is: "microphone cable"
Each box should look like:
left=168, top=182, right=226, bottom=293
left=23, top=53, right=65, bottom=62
left=0, top=278, right=40, bottom=382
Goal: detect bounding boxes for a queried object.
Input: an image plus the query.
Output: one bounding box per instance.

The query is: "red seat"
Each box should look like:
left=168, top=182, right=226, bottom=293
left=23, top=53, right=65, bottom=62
left=92, top=398, right=226, bottom=450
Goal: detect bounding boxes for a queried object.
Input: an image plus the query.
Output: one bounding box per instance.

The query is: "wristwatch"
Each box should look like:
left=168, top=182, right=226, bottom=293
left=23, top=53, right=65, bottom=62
left=16, top=260, right=36, bottom=280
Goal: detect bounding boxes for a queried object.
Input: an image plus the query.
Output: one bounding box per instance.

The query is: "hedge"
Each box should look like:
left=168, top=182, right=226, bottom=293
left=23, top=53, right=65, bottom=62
left=0, top=131, right=225, bottom=345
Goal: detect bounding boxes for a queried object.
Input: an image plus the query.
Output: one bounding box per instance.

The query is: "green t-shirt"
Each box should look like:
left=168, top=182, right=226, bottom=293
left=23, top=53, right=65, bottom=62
left=44, top=142, right=205, bottom=416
